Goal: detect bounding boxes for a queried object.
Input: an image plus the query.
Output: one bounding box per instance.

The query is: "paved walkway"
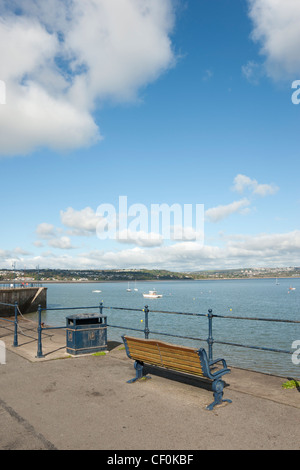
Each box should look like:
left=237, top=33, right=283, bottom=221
left=0, top=317, right=299, bottom=450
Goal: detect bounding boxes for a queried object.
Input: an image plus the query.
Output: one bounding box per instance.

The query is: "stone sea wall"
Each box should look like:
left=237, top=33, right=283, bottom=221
left=0, top=287, right=47, bottom=317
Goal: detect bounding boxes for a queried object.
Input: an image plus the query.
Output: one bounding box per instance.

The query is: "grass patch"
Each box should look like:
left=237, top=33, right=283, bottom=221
left=282, top=379, right=300, bottom=389
left=92, top=351, right=106, bottom=356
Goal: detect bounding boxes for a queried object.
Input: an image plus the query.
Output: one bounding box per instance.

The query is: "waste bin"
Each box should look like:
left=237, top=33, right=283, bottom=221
left=66, top=313, right=107, bottom=355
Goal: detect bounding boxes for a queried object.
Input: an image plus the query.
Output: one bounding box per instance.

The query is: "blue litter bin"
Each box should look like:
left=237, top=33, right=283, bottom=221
left=66, top=313, right=107, bottom=355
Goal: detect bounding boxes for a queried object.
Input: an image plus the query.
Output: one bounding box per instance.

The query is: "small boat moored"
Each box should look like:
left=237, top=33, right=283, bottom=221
left=143, top=289, right=163, bottom=299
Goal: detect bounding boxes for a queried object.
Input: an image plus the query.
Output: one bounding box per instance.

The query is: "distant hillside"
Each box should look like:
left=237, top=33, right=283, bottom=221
left=1, top=266, right=299, bottom=282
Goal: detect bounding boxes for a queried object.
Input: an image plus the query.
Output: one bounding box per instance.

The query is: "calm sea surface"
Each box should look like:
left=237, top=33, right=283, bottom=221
left=34, top=278, right=300, bottom=378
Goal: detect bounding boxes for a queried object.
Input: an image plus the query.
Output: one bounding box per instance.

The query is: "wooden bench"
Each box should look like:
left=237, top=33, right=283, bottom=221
left=122, top=335, right=232, bottom=410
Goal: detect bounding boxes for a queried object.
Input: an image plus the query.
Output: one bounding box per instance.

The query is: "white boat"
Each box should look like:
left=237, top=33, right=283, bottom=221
left=289, top=286, right=296, bottom=291
left=92, top=290, right=102, bottom=293
left=143, top=290, right=163, bottom=299
left=126, top=282, right=131, bottom=292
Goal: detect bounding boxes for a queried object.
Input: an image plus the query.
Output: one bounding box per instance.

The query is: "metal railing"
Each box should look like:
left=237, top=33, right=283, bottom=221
left=1, top=300, right=299, bottom=368
left=0, top=283, right=41, bottom=289
left=33, top=302, right=300, bottom=365
left=0, top=301, right=19, bottom=347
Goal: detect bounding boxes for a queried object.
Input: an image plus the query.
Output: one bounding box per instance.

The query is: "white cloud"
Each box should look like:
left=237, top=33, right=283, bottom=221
left=242, top=60, right=263, bottom=85
left=3, top=228, right=300, bottom=270
left=0, top=249, right=14, bottom=260
left=171, top=225, right=204, bottom=242
left=232, top=174, right=279, bottom=196
left=22, top=229, right=300, bottom=270
left=36, top=223, right=56, bottom=239
left=205, top=198, right=251, bottom=223
left=0, top=0, right=176, bottom=156
left=14, top=247, right=32, bottom=256
left=226, top=230, right=300, bottom=261
left=117, top=229, right=163, bottom=247
left=248, top=0, right=300, bottom=80
left=48, top=236, right=75, bottom=250
left=204, top=174, right=278, bottom=224
left=60, top=207, right=101, bottom=235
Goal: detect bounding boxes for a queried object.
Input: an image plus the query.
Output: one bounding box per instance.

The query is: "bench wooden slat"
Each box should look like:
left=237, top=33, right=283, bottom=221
left=129, top=352, right=162, bottom=366
left=126, top=338, right=204, bottom=376
left=127, top=341, right=199, bottom=358
left=127, top=342, right=202, bottom=364
left=126, top=337, right=196, bottom=352
left=127, top=346, right=162, bottom=360
left=160, top=362, right=203, bottom=376
left=159, top=348, right=200, bottom=362
left=126, top=338, right=200, bottom=359
left=129, top=350, right=203, bottom=375
left=122, top=335, right=231, bottom=410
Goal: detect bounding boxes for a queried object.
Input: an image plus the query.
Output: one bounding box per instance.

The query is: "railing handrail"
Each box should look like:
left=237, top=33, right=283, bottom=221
left=34, top=301, right=299, bottom=369
left=0, top=301, right=19, bottom=307
left=38, top=303, right=300, bottom=323
left=0, top=301, right=18, bottom=347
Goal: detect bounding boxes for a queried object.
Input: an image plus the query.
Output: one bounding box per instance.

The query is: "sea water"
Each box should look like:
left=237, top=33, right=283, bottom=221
left=33, top=278, right=300, bottom=378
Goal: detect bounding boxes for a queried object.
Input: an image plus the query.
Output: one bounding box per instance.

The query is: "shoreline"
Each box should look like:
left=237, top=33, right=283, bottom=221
left=1, top=276, right=299, bottom=285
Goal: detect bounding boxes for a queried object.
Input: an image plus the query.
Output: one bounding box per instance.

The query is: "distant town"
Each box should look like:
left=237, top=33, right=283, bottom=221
left=0, top=266, right=299, bottom=283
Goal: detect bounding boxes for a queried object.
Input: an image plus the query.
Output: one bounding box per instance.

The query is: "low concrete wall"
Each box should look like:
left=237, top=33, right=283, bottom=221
left=0, top=287, right=47, bottom=317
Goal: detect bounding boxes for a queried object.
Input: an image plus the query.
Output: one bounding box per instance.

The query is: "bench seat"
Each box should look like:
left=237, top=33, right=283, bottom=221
left=122, top=335, right=231, bottom=410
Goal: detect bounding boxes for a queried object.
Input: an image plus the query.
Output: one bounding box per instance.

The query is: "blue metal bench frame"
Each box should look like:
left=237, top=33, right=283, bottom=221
left=122, top=335, right=232, bottom=411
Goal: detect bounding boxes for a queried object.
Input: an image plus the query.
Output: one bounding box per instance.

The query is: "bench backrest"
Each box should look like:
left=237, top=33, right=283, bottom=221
left=122, top=335, right=204, bottom=377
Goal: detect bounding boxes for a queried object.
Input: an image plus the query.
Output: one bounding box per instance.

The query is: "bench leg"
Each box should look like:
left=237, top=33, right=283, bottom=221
left=127, top=361, right=151, bottom=383
left=206, top=379, right=232, bottom=411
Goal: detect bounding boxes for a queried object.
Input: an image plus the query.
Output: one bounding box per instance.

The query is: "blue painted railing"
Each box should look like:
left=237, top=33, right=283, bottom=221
left=34, top=302, right=300, bottom=364
left=0, top=301, right=19, bottom=347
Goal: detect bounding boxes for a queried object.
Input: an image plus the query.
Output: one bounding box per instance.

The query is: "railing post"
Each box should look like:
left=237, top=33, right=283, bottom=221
left=207, top=309, right=214, bottom=362
left=13, top=301, right=18, bottom=347
left=99, top=301, right=103, bottom=315
left=144, top=305, right=149, bottom=339
left=36, top=304, right=44, bottom=358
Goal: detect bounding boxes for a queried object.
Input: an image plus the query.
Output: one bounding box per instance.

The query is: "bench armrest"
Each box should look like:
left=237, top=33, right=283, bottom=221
left=208, top=357, right=230, bottom=379
left=209, top=357, right=227, bottom=369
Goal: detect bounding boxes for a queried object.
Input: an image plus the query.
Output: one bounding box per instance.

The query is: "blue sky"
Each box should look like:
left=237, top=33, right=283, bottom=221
left=0, top=0, right=300, bottom=271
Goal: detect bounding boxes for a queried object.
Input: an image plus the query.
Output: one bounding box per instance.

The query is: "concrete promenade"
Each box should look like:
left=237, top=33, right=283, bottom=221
left=0, top=317, right=299, bottom=450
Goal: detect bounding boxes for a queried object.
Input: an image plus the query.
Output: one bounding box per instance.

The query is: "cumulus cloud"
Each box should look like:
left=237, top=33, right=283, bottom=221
left=13, top=229, right=300, bottom=270
left=60, top=206, right=101, bottom=235
left=59, top=204, right=204, bottom=245
left=3, top=227, right=300, bottom=269
left=232, top=174, right=279, bottom=196
left=204, top=174, right=278, bottom=224
left=0, top=0, right=176, bottom=156
left=247, top=0, right=300, bottom=80
left=48, top=236, right=75, bottom=250
left=171, top=225, right=204, bottom=242
left=36, top=221, right=76, bottom=249
left=36, top=222, right=56, bottom=239
left=117, top=229, right=163, bottom=247
left=226, top=230, right=300, bottom=262
left=205, top=198, right=251, bottom=223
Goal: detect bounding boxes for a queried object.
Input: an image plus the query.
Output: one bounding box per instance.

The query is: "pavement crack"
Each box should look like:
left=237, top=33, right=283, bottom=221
left=0, top=398, right=57, bottom=450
